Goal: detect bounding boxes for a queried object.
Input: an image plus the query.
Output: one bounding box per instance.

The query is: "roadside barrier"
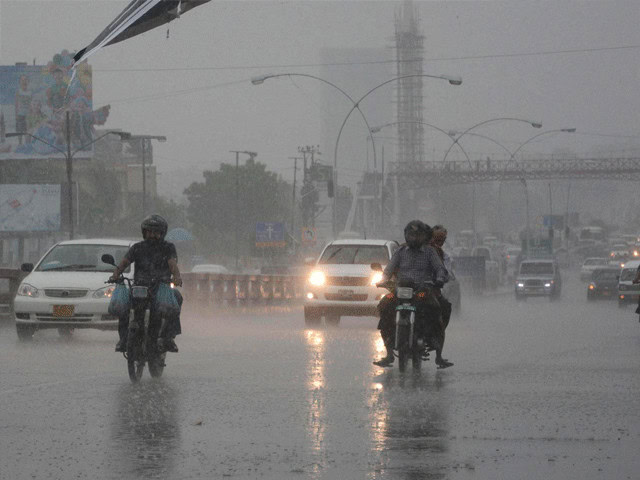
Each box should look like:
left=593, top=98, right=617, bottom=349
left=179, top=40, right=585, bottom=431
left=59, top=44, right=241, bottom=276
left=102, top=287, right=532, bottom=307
left=181, top=272, right=305, bottom=308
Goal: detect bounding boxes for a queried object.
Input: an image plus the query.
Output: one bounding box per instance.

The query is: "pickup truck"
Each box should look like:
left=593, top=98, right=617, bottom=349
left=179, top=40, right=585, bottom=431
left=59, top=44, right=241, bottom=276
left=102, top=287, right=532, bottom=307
left=515, top=259, right=562, bottom=301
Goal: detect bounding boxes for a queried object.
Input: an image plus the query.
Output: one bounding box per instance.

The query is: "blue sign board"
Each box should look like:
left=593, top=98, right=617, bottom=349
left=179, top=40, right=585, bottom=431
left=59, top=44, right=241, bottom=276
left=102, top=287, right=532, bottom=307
left=256, top=222, right=285, bottom=248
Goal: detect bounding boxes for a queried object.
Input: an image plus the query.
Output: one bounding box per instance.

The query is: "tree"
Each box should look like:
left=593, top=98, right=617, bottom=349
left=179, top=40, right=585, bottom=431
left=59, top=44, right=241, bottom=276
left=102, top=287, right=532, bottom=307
left=184, top=158, right=291, bottom=258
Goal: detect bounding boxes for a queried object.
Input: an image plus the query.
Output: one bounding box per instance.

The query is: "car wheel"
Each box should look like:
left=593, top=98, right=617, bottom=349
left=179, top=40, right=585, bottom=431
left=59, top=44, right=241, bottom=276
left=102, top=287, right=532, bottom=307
left=325, top=314, right=340, bottom=327
left=304, top=307, right=322, bottom=327
left=16, top=324, right=34, bottom=342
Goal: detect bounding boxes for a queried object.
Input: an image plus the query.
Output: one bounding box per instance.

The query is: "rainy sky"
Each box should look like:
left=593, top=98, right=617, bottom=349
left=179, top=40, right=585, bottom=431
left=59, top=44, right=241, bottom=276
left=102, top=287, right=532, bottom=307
left=1, top=0, right=639, bottom=200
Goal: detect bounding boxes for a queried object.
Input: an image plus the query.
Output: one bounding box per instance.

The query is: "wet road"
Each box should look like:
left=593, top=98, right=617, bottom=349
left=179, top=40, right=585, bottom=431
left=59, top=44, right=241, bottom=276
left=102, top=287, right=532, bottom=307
left=1, top=275, right=639, bottom=479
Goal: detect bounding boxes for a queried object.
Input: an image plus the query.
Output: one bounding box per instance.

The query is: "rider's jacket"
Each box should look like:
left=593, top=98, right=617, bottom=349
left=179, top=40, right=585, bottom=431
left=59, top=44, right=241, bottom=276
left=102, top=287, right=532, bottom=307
left=124, top=239, right=177, bottom=286
left=382, top=244, right=448, bottom=287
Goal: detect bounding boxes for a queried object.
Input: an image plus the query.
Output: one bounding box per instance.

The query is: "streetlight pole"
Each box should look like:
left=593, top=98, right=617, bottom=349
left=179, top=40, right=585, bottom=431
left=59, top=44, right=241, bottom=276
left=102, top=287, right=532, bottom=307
left=521, top=178, right=531, bottom=256
left=229, top=150, right=257, bottom=272
left=288, top=156, right=301, bottom=251
left=333, top=73, right=461, bottom=236
left=251, top=73, right=380, bottom=238
left=7, top=121, right=128, bottom=239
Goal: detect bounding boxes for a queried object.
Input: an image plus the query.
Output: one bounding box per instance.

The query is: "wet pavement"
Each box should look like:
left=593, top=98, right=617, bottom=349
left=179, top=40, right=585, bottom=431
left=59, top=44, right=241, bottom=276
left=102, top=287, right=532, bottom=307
left=1, top=276, right=639, bottom=479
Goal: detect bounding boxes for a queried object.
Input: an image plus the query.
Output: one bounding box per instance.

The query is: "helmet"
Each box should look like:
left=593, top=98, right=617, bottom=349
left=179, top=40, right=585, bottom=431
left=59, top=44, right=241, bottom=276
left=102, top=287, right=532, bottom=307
left=404, top=220, right=431, bottom=249
left=141, top=214, right=168, bottom=240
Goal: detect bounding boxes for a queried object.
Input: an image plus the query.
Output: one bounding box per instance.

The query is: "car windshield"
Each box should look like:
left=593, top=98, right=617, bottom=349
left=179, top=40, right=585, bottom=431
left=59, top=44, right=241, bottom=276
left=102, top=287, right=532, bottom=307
left=592, top=270, right=619, bottom=281
left=36, top=244, right=131, bottom=272
left=520, top=262, right=554, bottom=275
left=620, top=268, right=637, bottom=281
left=318, top=245, right=389, bottom=265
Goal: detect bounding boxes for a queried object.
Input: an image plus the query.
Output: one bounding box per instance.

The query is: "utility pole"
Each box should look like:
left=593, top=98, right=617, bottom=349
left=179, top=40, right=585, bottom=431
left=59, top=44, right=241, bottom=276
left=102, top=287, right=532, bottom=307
left=65, top=111, right=74, bottom=239
left=288, top=156, right=301, bottom=250
left=230, top=150, right=257, bottom=272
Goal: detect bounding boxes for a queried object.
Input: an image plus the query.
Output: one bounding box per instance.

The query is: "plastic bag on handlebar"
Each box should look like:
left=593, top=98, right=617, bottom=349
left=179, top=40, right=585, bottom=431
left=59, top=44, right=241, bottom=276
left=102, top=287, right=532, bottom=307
left=154, top=283, right=180, bottom=318
left=108, top=284, right=131, bottom=317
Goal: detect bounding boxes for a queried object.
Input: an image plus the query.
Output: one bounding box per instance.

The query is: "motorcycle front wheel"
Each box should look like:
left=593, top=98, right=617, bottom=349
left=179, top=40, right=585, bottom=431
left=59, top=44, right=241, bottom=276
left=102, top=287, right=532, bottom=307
left=126, top=332, right=145, bottom=383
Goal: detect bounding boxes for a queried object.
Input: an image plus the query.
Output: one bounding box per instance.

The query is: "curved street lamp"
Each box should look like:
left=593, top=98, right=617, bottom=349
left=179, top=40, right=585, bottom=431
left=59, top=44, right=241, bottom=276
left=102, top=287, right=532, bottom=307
left=442, top=117, right=542, bottom=165
left=7, top=113, right=130, bottom=239
left=500, top=128, right=576, bottom=251
left=333, top=73, right=461, bottom=236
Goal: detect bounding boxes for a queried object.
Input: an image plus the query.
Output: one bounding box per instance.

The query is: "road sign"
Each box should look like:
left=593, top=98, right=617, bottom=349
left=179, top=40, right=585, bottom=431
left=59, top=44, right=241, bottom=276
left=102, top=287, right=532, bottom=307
left=301, top=227, right=317, bottom=245
left=256, top=222, right=285, bottom=248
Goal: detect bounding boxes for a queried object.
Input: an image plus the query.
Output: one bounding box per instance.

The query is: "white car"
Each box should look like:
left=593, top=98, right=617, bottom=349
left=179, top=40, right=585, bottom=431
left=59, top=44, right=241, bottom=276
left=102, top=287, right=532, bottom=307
left=579, top=257, right=609, bottom=281
left=303, top=239, right=399, bottom=326
left=13, top=238, right=135, bottom=341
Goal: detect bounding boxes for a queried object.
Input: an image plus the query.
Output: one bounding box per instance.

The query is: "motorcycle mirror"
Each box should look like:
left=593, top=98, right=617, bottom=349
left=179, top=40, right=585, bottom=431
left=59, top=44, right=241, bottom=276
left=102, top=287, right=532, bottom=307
left=101, top=254, right=116, bottom=266
left=370, top=262, right=383, bottom=272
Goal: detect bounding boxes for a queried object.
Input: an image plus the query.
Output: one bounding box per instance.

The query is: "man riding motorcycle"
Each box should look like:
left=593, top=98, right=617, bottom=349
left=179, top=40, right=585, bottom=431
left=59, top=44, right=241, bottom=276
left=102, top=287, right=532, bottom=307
left=109, top=214, right=183, bottom=353
left=373, top=220, right=452, bottom=368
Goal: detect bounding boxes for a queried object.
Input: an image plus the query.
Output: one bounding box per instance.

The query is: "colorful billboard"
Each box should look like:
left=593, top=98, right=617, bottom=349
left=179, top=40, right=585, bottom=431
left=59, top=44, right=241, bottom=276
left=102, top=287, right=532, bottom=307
left=0, top=50, right=110, bottom=160
left=0, top=184, right=61, bottom=232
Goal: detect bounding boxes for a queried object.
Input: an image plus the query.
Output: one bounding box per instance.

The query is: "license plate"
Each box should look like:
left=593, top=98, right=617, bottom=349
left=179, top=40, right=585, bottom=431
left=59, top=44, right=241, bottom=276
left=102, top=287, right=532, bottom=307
left=53, top=305, right=75, bottom=317
left=338, top=289, right=354, bottom=298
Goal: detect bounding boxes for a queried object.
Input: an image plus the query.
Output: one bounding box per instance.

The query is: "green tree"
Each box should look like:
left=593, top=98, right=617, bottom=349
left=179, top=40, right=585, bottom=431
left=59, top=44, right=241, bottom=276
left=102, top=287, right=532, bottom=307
left=184, top=158, right=291, bottom=258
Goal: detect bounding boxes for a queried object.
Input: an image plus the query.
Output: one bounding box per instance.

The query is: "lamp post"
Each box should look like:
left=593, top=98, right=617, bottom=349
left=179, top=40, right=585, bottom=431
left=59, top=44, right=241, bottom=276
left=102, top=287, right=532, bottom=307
left=442, top=117, right=542, bottom=165
left=504, top=129, right=575, bottom=253
left=251, top=73, right=378, bottom=237
left=113, top=133, right=167, bottom=216
left=333, top=73, right=462, bottom=236
left=372, top=120, right=476, bottom=237
left=7, top=113, right=127, bottom=239
left=230, top=150, right=257, bottom=272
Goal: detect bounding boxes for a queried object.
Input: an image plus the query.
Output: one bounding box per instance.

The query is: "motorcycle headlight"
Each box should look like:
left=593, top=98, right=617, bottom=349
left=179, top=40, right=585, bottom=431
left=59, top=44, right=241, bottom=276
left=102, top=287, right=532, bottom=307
left=16, top=283, right=39, bottom=297
left=308, top=271, right=326, bottom=286
left=588, top=283, right=595, bottom=290
left=92, top=285, right=116, bottom=298
left=371, top=271, right=383, bottom=286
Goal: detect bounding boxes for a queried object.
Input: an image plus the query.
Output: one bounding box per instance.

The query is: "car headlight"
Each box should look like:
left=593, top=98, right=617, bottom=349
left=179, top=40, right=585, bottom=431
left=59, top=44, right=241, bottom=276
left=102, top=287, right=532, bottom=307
left=371, top=271, right=383, bottom=286
left=16, top=283, right=39, bottom=297
left=588, top=283, right=595, bottom=290
left=92, top=285, right=116, bottom=298
left=516, top=282, right=524, bottom=288
left=544, top=282, right=552, bottom=288
left=308, top=271, right=326, bottom=286
left=634, top=250, right=639, bottom=257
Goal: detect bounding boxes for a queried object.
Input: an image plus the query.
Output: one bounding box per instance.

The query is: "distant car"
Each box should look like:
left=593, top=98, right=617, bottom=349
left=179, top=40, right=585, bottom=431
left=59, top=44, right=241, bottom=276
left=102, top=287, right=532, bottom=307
left=579, top=257, right=609, bottom=281
left=303, top=239, right=399, bottom=326
left=13, top=238, right=135, bottom=341
left=191, top=264, right=230, bottom=274
left=515, top=259, right=562, bottom=301
left=617, top=259, right=640, bottom=308
left=609, top=244, right=630, bottom=262
left=587, top=267, right=620, bottom=301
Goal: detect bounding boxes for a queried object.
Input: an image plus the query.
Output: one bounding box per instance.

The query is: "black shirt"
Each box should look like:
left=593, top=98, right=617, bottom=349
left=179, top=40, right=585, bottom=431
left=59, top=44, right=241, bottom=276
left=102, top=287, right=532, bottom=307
left=125, top=240, right=177, bottom=285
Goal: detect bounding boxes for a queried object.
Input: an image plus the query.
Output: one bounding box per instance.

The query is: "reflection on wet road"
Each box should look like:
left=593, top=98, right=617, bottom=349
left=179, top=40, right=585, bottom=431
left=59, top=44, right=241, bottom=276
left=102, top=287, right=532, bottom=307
left=0, top=276, right=639, bottom=479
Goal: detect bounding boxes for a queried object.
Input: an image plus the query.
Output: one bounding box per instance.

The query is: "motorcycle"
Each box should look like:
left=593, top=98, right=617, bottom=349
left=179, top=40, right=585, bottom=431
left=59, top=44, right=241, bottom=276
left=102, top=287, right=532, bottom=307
left=372, top=263, right=429, bottom=372
left=102, top=254, right=172, bottom=383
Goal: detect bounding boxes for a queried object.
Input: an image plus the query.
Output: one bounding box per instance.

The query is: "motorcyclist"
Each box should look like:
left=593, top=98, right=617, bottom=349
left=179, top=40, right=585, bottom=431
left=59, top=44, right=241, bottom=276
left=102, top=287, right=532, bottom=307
left=373, top=220, right=449, bottom=368
left=109, top=214, right=183, bottom=353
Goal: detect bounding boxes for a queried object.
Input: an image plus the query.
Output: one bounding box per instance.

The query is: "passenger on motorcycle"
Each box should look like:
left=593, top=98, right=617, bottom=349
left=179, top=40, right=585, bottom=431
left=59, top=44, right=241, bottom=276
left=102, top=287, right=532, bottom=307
left=373, top=220, right=450, bottom=368
left=109, top=214, right=183, bottom=353
left=428, top=225, right=454, bottom=368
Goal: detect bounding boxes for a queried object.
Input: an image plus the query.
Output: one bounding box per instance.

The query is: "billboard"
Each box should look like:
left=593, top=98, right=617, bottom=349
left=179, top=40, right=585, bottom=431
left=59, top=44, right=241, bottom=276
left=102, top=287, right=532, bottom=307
left=256, top=222, right=286, bottom=248
left=0, top=184, right=61, bottom=232
left=0, top=50, right=110, bottom=160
